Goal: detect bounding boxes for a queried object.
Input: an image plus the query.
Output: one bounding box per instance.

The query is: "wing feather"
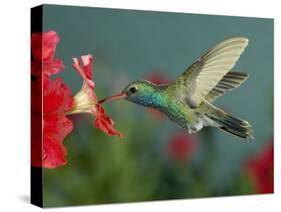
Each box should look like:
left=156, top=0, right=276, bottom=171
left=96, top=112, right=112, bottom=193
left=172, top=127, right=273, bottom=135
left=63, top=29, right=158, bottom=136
left=175, top=37, right=249, bottom=107
left=205, top=72, right=249, bottom=102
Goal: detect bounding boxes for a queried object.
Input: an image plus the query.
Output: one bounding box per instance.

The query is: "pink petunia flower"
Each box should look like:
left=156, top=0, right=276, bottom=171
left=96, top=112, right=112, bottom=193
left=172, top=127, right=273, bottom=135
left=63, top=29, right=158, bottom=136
left=69, top=54, right=124, bottom=138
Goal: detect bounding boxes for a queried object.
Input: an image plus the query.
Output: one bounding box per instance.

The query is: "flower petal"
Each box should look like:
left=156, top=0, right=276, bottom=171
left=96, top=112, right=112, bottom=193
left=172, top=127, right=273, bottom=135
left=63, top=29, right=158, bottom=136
left=44, top=114, right=74, bottom=143
left=31, top=111, right=43, bottom=167
left=44, top=59, right=65, bottom=76
left=44, top=78, right=73, bottom=115
left=72, top=55, right=95, bottom=89
left=71, top=54, right=124, bottom=138
left=31, top=109, right=73, bottom=168
left=94, top=104, right=124, bottom=138
left=42, top=135, right=68, bottom=168
left=31, top=31, right=65, bottom=78
left=32, top=59, right=64, bottom=77
left=81, top=54, right=93, bottom=80
left=41, top=111, right=73, bottom=168
left=32, top=77, right=74, bottom=168
left=31, top=30, right=60, bottom=61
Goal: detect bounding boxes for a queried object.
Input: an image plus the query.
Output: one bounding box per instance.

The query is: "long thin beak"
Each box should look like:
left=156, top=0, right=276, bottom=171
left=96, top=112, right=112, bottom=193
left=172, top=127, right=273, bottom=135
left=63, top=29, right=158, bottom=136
left=99, top=93, right=127, bottom=104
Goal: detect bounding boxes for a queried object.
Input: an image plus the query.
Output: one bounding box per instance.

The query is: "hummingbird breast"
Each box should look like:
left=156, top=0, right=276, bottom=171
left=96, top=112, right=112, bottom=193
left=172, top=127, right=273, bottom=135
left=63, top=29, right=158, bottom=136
left=157, top=94, right=216, bottom=133
left=159, top=99, right=194, bottom=128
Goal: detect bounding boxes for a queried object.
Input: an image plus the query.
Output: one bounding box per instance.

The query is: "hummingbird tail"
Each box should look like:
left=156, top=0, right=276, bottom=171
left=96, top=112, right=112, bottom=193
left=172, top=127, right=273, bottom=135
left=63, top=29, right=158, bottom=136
left=206, top=107, right=253, bottom=139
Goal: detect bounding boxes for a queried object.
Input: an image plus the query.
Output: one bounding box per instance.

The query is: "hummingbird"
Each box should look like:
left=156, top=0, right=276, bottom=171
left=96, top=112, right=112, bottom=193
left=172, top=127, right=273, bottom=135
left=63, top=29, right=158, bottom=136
left=100, top=37, right=253, bottom=139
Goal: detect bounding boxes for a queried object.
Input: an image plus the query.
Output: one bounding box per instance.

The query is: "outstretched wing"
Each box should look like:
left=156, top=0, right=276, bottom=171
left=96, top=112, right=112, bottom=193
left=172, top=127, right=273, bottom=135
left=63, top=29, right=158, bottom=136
left=205, top=71, right=249, bottom=102
left=174, top=37, right=249, bottom=108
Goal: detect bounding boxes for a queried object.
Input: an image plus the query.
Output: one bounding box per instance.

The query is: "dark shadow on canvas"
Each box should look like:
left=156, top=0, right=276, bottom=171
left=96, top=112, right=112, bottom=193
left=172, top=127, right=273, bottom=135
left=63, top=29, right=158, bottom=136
left=18, top=194, right=30, bottom=203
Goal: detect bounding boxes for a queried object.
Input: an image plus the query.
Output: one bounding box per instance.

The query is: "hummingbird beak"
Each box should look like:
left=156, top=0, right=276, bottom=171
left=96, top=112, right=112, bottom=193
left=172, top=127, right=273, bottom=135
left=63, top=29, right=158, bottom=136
left=99, top=93, right=127, bottom=104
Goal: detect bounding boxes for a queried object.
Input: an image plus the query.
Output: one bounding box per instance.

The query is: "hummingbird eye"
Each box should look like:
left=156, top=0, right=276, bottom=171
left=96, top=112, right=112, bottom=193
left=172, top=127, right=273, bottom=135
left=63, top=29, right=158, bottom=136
left=129, top=87, right=137, bottom=94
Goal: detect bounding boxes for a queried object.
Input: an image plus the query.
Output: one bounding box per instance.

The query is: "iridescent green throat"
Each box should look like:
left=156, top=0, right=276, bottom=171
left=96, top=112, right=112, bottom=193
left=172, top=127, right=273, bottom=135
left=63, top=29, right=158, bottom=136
left=126, top=84, right=169, bottom=109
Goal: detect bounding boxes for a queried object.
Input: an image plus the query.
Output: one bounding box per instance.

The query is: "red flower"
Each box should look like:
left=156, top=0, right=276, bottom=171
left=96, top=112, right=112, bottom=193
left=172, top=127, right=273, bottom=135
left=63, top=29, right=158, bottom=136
left=94, top=104, right=124, bottom=137
left=166, top=132, right=197, bottom=161
left=42, top=78, right=73, bottom=168
left=31, top=30, right=73, bottom=168
left=245, top=140, right=274, bottom=194
left=145, top=71, right=171, bottom=85
left=31, top=31, right=124, bottom=169
left=69, top=54, right=124, bottom=138
left=31, top=30, right=64, bottom=77
left=32, top=78, right=74, bottom=168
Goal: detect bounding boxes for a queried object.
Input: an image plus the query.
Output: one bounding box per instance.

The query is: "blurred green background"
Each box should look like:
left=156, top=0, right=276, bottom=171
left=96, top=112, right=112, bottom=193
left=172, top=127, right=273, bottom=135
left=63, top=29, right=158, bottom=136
left=42, top=4, right=273, bottom=207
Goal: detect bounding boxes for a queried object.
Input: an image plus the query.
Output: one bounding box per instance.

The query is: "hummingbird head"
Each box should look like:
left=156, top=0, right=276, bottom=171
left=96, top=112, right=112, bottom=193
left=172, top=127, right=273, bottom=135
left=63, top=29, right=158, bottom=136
left=99, top=80, right=162, bottom=107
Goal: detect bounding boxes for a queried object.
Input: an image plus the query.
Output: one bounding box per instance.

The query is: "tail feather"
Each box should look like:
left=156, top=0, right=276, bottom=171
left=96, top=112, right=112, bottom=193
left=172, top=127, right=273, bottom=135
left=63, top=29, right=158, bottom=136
left=206, top=106, right=253, bottom=140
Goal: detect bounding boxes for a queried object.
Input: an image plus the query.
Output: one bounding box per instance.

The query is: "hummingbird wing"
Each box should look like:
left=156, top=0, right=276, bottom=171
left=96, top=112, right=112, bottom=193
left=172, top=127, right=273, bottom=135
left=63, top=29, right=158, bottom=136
left=205, top=71, right=249, bottom=102
left=175, top=37, right=249, bottom=108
